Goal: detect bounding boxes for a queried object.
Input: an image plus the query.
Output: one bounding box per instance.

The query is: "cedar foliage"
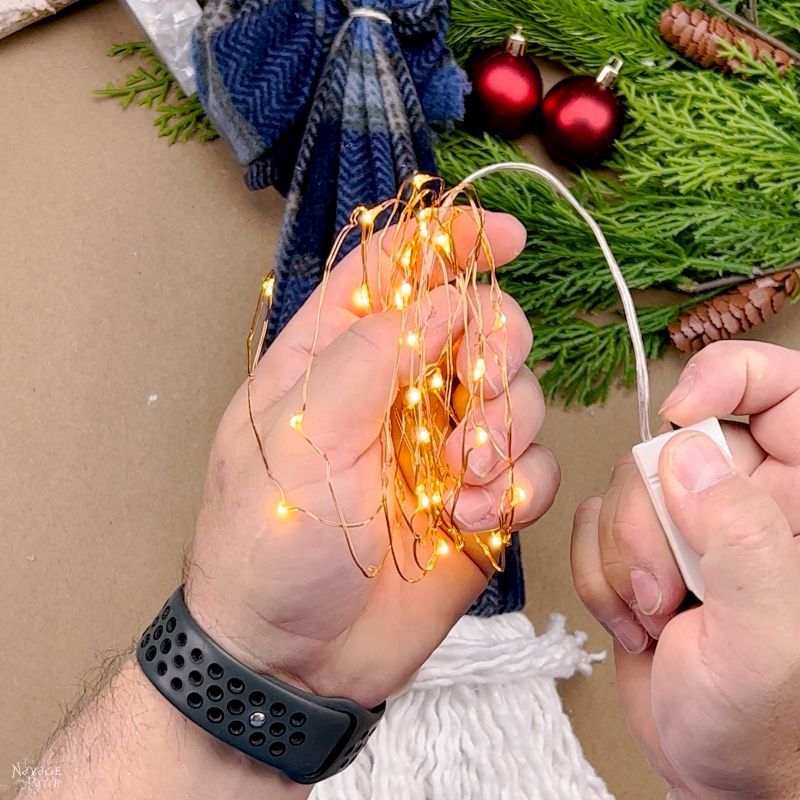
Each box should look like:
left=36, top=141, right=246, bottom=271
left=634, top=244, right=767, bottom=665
left=441, top=0, right=800, bottom=402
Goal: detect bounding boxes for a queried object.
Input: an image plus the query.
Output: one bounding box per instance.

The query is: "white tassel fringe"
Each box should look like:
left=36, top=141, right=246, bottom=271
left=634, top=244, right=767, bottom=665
left=311, top=612, right=614, bottom=800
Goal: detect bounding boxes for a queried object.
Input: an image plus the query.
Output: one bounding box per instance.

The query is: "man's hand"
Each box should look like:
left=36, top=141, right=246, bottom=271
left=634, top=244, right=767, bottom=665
left=27, top=212, right=559, bottom=800
left=571, top=342, right=800, bottom=799
left=185, top=210, right=560, bottom=710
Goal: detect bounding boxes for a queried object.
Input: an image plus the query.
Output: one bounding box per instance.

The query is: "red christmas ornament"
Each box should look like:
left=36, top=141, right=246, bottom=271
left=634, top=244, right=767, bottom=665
left=468, top=27, right=543, bottom=138
left=539, top=57, right=624, bottom=166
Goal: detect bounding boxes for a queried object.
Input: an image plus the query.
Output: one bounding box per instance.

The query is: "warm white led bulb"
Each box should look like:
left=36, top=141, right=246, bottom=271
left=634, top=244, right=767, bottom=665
left=400, top=282, right=413, bottom=297
left=474, top=426, right=489, bottom=446
left=490, top=532, right=503, bottom=549
left=435, top=538, right=449, bottom=556
left=433, top=231, right=452, bottom=256
left=405, top=386, right=422, bottom=406
left=406, top=331, right=419, bottom=348
left=412, top=173, right=434, bottom=190
left=510, top=485, right=526, bottom=507
left=472, top=357, right=487, bottom=382
left=353, top=284, right=371, bottom=310
left=276, top=501, right=290, bottom=518
left=429, top=369, right=444, bottom=390
left=417, top=427, right=431, bottom=444
left=358, top=207, right=376, bottom=227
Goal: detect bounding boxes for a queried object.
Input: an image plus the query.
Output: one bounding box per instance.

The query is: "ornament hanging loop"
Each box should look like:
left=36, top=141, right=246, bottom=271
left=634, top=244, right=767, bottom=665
left=596, top=56, right=623, bottom=88
left=506, top=26, right=527, bottom=56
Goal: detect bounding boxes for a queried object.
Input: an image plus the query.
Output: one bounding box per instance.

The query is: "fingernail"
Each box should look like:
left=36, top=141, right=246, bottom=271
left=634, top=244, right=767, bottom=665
left=606, top=616, right=649, bottom=654
left=659, top=366, right=695, bottom=416
left=630, top=569, right=662, bottom=616
left=455, top=488, right=496, bottom=525
left=670, top=433, right=734, bottom=492
left=467, top=427, right=506, bottom=478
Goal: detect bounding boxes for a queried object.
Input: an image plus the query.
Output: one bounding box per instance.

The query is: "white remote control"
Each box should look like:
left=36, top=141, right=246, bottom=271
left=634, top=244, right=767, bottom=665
left=631, top=417, right=732, bottom=601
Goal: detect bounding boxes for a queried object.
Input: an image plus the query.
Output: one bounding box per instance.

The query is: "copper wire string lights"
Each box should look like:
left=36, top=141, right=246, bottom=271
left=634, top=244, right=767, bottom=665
left=246, top=165, right=652, bottom=583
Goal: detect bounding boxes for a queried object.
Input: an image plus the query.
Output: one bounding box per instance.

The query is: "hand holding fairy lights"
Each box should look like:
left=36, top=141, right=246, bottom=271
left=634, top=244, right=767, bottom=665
left=184, top=181, right=559, bottom=709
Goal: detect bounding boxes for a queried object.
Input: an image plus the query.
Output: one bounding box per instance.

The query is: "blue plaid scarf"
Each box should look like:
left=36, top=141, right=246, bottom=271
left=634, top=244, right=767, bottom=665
left=193, top=0, right=468, bottom=329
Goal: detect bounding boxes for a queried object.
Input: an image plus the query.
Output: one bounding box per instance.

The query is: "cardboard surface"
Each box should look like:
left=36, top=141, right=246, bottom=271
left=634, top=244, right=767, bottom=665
left=1, top=4, right=797, bottom=797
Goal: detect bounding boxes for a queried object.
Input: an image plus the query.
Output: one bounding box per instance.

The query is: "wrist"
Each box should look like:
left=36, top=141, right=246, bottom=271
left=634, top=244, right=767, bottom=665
left=184, top=574, right=386, bottom=709
left=130, top=660, right=311, bottom=800
left=28, top=656, right=310, bottom=800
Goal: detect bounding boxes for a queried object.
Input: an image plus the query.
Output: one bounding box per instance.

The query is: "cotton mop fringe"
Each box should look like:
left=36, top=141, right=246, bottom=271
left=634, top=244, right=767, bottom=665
left=311, top=612, right=614, bottom=800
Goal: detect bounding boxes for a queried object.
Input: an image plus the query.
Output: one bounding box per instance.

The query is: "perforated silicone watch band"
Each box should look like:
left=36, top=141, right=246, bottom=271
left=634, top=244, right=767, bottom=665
left=136, top=588, right=385, bottom=784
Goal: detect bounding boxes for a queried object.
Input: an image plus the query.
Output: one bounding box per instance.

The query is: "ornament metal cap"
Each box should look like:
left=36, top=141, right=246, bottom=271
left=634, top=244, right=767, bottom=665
left=596, top=56, right=624, bottom=88
left=505, top=26, right=527, bottom=57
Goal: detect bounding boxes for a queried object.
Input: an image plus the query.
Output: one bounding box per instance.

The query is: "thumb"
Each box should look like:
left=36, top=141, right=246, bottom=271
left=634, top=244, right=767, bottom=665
left=659, top=431, right=798, bottom=617
left=279, top=283, right=463, bottom=463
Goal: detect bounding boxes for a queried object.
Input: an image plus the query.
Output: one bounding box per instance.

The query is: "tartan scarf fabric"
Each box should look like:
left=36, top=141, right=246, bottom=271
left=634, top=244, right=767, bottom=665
left=193, top=0, right=468, bottom=329
left=192, top=0, right=524, bottom=615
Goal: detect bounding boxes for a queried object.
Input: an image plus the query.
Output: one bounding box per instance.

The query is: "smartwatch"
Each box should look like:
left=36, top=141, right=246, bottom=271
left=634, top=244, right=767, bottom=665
left=136, top=588, right=385, bottom=784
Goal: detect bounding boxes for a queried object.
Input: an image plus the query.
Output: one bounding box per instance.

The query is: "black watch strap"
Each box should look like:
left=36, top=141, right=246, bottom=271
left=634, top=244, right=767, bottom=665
left=136, top=588, right=385, bottom=784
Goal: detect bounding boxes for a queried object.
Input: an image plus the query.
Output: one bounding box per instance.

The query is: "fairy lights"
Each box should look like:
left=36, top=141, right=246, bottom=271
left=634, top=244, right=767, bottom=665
left=353, top=283, right=371, bottom=310
left=405, top=386, right=422, bottom=406
left=246, top=172, right=519, bottom=583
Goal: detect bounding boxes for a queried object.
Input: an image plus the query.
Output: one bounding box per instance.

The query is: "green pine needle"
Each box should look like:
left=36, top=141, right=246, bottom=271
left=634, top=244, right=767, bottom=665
left=96, top=42, right=217, bottom=144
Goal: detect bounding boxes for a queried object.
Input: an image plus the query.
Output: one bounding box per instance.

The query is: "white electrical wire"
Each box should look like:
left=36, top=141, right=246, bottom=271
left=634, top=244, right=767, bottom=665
left=455, top=162, right=653, bottom=442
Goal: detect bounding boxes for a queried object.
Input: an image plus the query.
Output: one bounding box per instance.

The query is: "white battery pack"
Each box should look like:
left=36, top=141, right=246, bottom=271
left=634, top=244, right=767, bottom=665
left=631, top=417, right=732, bottom=601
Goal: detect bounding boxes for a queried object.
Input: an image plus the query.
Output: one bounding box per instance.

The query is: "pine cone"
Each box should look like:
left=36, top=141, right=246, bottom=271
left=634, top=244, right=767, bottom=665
left=669, top=270, right=798, bottom=353
left=659, top=2, right=792, bottom=75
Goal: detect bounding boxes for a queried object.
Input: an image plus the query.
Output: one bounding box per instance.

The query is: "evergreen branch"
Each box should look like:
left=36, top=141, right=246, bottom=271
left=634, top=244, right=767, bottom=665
left=610, top=67, right=800, bottom=196
left=758, top=0, right=800, bottom=49
left=530, top=305, right=676, bottom=406
left=449, top=0, right=674, bottom=74
left=96, top=42, right=217, bottom=144
left=436, top=130, right=800, bottom=402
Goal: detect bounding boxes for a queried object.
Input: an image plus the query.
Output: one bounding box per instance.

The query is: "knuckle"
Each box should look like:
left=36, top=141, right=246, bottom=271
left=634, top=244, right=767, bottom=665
left=611, top=514, right=646, bottom=553
left=574, top=496, right=603, bottom=528
left=345, top=315, right=394, bottom=355
left=571, top=563, right=604, bottom=610
left=598, top=530, right=625, bottom=574
left=712, top=500, right=786, bottom=552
